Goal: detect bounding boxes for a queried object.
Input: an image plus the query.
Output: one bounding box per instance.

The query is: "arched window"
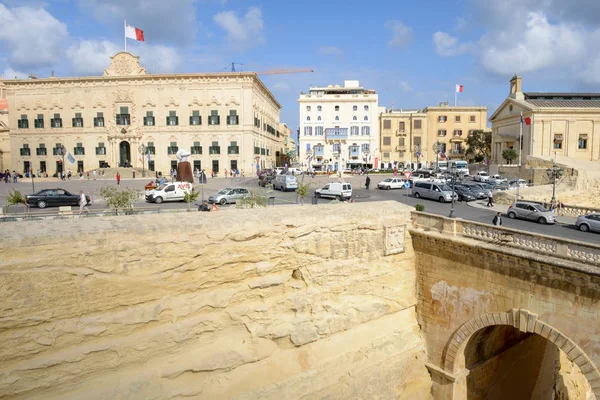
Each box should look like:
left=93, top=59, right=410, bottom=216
left=335, top=116, right=339, bottom=121
left=364, top=116, right=368, bottom=121
left=353, top=116, right=357, bottom=121
left=317, top=116, right=321, bottom=121
left=307, top=116, right=311, bottom=121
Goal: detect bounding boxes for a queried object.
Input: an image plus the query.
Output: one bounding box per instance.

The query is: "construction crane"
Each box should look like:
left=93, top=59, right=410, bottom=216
left=254, top=68, right=314, bottom=75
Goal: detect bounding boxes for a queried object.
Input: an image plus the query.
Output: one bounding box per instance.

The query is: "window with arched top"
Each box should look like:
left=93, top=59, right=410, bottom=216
left=317, top=105, right=322, bottom=111
left=364, top=116, right=368, bottom=121
left=335, top=116, right=339, bottom=121
left=353, top=116, right=357, bottom=121
left=317, top=116, right=321, bottom=121
left=353, top=105, right=357, bottom=111
left=307, top=116, right=311, bottom=121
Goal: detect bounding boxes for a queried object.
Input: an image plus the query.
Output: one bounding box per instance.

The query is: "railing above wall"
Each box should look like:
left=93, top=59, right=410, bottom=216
left=410, top=212, right=600, bottom=268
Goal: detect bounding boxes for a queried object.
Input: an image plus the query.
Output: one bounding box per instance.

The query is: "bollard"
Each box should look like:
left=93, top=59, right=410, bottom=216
left=133, top=172, right=136, bottom=179
left=312, top=196, right=318, bottom=205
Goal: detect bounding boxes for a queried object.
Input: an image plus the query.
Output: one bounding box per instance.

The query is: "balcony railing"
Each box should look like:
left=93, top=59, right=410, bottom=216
left=325, top=127, right=348, bottom=140
left=313, top=147, right=324, bottom=156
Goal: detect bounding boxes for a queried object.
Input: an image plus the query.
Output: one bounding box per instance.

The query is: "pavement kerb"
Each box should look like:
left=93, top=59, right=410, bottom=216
left=466, top=200, right=578, bottom=226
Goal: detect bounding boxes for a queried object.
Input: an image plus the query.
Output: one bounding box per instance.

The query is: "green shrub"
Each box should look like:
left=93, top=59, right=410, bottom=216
left=236, top=189, right=268, bottom=209
left=100, top=186, right=141, bottom=214
left=415, top=204, right=425, bottom=212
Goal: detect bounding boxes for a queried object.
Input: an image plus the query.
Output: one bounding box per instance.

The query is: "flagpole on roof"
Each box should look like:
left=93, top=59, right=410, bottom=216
left=454, top=85, right=457, bottom=106
left=124, top=20, right=127, bottom=52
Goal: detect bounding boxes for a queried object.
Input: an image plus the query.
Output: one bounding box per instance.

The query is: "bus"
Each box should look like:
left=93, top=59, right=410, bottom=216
left=435, top=160, right=469, bottom=176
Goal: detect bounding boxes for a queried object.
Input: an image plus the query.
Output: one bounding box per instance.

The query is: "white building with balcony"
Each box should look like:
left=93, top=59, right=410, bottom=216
left=298, top=80, right=381, bottom=172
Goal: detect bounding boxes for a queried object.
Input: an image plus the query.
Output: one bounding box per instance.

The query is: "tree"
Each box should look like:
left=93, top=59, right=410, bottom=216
left=465, top=130, right=492, bottom=163
left=183, top=189, right=200, bottom=212
left=100, top=186, right=141, bottom=214
left=296, top=182, right=312, bottom=205
left=502, top=148, right=518, bottom=165
left=5, top=189, right=28, bottom=213
left=236, top=189, right=268, bottom=209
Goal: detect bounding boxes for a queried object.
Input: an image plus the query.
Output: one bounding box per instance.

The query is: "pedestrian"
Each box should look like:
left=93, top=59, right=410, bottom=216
left=68, top=169, right=72, bottom=180
left=198, top=200, right=211, bottom=212
left=224, top=168, right=228, bottom=178
left=365, top=174, right=371, bottom=190
left=93, top=170, right=97, bottom=180
left=492, top=212, right=503, bottom=226
left=86, top=172, right=90, bottom=180
left=116, top=172, right=121, bottom=185
left=79, top=190, right=89, bottom=215
left=486, top=189, right=494, bottom=207
left=241, top=169, right=245, bottom=178
left=12, top=170, right=18, bottom=183
left=557, top=200, right=564, bottom=216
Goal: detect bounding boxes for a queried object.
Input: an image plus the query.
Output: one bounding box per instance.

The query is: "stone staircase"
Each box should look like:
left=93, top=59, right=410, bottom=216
left=91, top=167, right=148, bottom=179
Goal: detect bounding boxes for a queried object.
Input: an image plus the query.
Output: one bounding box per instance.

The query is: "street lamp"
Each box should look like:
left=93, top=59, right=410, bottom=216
left=546, top=163, right=564, bottom=209
left=59, top=145, right=66, bottom=179
left=297, top=149, right=313, bottom=204
left=449, top=163, right=457, bottom=218
left=138, top=144, right=147, bottom=178
left=432, top=141, right=442, bottom=173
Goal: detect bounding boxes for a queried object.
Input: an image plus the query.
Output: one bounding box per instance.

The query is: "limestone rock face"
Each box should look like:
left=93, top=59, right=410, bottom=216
left=0, top=202, right=432, bottom=399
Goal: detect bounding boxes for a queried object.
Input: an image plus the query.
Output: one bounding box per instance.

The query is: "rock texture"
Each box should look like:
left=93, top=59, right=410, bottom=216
left=0, top=202, right=432, bottom=399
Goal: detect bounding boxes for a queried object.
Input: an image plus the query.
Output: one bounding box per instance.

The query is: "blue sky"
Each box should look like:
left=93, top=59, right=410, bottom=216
left=2, top=0, right=600, bottom=135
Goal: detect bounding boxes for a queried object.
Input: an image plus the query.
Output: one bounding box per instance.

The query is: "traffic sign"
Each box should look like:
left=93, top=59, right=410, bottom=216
left=403, top=171, right=411, bottom=180
left=404, top=181, right=411, bottom=189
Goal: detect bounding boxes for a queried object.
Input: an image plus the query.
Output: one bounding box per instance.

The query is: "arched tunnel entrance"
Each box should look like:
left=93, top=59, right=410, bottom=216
left=463, top=325, right=593, bottom=400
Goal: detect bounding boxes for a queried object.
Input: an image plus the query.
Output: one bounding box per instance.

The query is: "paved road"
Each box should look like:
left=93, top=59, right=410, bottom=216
left=1, top=174, right=598, bottom=244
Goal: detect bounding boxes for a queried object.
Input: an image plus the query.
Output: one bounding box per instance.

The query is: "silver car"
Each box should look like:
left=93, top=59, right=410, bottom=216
left=576, top=213, right=600, bottom=233
left=208, top=187, right=250, bottom=205
left=507, top=201, right=556, bottom=224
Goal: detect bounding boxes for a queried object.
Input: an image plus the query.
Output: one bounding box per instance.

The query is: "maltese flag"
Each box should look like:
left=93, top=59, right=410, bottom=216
left=455, top=84, right=464, bottom=93
left=125, top=23, right=145, bottom=42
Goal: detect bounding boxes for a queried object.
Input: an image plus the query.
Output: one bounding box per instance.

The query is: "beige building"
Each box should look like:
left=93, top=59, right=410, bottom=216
left=490, top=75, right=600, bottom=164
left=277, top=122, right=297, bottom=167
left=3, top=52, right=285, bottom=176
left=0, top=79, right=9, bottom=172
left=379, top=103, right=487, bottom=169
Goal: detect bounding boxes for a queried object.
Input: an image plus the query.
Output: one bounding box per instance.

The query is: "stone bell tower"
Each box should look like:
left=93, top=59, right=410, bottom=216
left=509, top=74, right=524, bottom=100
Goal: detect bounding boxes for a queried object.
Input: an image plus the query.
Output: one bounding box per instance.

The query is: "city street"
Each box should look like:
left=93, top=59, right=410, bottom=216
left=1, top=173, right=597, bottom=245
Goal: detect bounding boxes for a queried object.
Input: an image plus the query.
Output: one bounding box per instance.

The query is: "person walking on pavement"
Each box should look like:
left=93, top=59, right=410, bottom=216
left=492, top=212, right=503, bottom=226
left=79, top=190, right=89, bottom=215
left=116, top=172, right=121, bottom=185
left=365, top=174, right=371, bottom=190
left=486, top=189, right=494, bottom=207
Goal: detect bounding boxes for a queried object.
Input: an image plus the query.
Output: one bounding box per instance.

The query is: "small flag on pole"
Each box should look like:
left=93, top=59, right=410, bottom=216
left=147, top=150, right=151, bottom=162
left=455, top=84, right=464, bottom=93
left=125, top=24, right=145, bottom=42
left=67, top=153, right=76, bottom=164
left=520, top=113, right=532, bottom=125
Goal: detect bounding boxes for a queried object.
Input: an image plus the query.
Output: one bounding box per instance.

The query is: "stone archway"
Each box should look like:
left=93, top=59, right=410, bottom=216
left=119, top=141, right=131, bottom=167
left=442, top=309, right=599, bottom=399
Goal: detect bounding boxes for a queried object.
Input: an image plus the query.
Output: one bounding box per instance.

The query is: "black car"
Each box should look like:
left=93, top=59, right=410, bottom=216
left=26, top=188, right=91, bottom=209
left=453, top=187, right=476, bottom=202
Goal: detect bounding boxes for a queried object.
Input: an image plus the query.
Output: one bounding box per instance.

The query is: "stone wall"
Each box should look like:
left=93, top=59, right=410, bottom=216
left=0, top=202, right=432, bottom=399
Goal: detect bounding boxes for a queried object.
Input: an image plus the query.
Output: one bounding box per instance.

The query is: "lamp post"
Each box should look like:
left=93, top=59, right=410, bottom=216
left=432, top=141, right=442, bottom=173
left=546, top=163, right=564, bottom=210
left=449, top=164, right=457, bottom=218
left=297, top=149, right=312, bottom=204
left=138, top=144, right=147, bottom=178
left=59, top=145, right=66, bottom=179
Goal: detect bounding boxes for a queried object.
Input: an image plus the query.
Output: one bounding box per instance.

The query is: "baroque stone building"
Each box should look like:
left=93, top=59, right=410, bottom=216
left=490, top=75, right=600, bottom=164
left=0, top=79, right=9, bottom=172
left=3, top=52, right=286, bottom=175
left=379, top=103, right=488, bottom=169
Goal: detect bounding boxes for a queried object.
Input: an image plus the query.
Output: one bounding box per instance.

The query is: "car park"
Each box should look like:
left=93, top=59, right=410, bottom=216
left=411, top=182, right=458, bottom=203
left=474, top=171, right=491, bottom=182
left=507, top=201, right=556, bottom=224
left=145, top=182, right=193, bottom=204
left=453, top=187, right=477, bottom=202
left=377, top=178, right=406, bottom=190
left=489, top=174, right=507, bottom=184
left=314, top=182, right=352, bottom=200
left=273, top=174, right=298, bottom=191
left=576, top=213, right=600, bottom=232
left=208, top=187, right=250, bottom=205
left=26, top=188, right=91, bottom=209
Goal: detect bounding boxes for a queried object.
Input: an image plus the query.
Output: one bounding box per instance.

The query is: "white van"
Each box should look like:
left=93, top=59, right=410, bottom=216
left=145, top=181, right=193, bottom=204
left=273, top=174, right=298, bottom=191
left=315, top=182, right=352, bottom=200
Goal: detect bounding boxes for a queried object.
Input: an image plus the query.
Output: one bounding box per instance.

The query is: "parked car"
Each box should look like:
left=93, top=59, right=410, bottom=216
left=145, top=182, right=192, bottom=204
left=507, top=201, right=556, bottom=224
left=508, top=179, right=528, bottom=188
left=377, top=178, right=406, bottom=190
left=26, top=188, right=91, bottom=209
left=474, top=171, right=491, bottom=182
left=258, top=175, right=275, bottom=187
left=314, top=182, right=352, bottom=200
left=458, top=184, right=486, bottom=199
left=208, top=187, right=250, bottom=205
left=411, top=182, right=458, bottom=203
left=489, top=174, right=508, bottom=184
left=576, top=213, right=600, bottom=233
left=273, top=174, right=298, bottom=191
left=453, top=187, right=477, bottom=202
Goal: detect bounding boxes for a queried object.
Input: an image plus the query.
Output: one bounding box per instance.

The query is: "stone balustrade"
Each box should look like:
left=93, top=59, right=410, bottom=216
left=411, top=212, right=600, bottom=268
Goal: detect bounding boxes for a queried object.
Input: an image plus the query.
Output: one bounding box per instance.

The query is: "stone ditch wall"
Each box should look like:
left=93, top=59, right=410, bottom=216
left=0, top=202, right=432, bottom=399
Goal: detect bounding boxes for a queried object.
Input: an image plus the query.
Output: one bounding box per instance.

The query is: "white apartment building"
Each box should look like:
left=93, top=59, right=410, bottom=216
left=298, top=80, right=380, bottom=172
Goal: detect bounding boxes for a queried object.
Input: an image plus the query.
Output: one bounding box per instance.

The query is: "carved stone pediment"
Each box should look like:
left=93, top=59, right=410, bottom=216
left=188, top=96, right=202, bottom=107
left=209, top=96, right=221, bottom=106
left=114, top=89, right=133, bottom=103
left=51, top=100, right=63, bottom=110
left=17, top=102, right=29, bottom=111
left=142, top=99, right=156, bottom=107
left=33, top=101, right=46, bottom=111
left=93, top=100, right=106, bottom=109
left=165, top=97, right=179, bottom=107
left=71, top=100, right=84, bottom=110
left=225, top=96, right=240, bottom=106
left=104, top=52, right=147, bottom=76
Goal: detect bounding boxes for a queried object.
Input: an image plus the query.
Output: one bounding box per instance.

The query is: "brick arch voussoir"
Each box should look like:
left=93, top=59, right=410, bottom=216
left=442, top=308, right=600, bottom=398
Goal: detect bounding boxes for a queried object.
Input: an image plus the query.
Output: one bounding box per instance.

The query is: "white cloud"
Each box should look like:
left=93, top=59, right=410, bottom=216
left=66, top=40, right=121, bottom=76
left=213, top=7, right=265, bottom=51
left=479, top=12, right=586, bottom=75
left=79, top=0, right=200, bottom=44
left=454, top=16, right=467, bottom=31
left=385, top=20, right=413, bottom=48
left=2, top=66, right=27, bottom=80
left=319, top=46, right=343, bottom=58
left=433, top=32, right=475, bottom=57
left=0, top=4, right=68, bottom=70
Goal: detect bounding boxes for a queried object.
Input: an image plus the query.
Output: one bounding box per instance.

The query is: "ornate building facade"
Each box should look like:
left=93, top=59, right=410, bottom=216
left=4, top=52, right=285, bottom=175
left=0, top=80, right=9, bottom=172
left=490, top=75, right=600, bottom=164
